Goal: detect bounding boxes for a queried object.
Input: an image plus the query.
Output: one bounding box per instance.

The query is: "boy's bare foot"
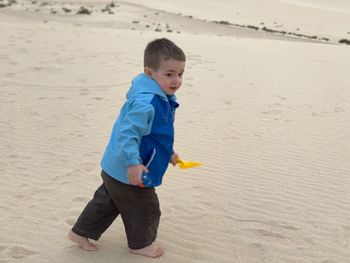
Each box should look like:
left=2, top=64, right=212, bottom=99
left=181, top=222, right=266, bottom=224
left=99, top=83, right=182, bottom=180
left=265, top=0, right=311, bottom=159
left=68, top=230, right=99, bottom=251
left=129, top=244, right=165, bottom=258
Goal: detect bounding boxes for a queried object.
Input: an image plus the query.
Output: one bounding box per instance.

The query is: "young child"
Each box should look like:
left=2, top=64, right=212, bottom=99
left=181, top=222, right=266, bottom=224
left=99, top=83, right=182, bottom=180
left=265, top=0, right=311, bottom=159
left=68, top=38, right=186, bottom=258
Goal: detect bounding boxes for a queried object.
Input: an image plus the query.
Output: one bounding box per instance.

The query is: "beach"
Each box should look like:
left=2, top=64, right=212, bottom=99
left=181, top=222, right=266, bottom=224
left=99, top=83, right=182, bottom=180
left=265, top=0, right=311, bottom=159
left=1, top=0, right=350, bottom=262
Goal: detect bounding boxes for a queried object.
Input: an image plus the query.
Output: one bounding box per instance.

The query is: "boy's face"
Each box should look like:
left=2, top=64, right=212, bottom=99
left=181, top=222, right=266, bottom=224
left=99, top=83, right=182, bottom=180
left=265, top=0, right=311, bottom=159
left=145, top=58, right=185, bottom=96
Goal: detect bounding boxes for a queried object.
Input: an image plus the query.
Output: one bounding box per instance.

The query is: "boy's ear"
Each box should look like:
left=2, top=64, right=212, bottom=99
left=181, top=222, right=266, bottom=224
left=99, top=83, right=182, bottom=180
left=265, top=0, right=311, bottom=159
left=144, top=67, right=153, bottom=77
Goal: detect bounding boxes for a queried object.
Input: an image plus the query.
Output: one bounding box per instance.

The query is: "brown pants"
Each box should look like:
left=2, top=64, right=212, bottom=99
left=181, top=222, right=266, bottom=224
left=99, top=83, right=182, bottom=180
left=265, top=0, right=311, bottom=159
left=71, top=170, right=161, bottom=249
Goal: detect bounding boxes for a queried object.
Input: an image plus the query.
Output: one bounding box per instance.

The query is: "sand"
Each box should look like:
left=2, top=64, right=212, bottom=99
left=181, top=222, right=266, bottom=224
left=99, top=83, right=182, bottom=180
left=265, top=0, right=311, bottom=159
left=1, top=0, right=350, bottom=262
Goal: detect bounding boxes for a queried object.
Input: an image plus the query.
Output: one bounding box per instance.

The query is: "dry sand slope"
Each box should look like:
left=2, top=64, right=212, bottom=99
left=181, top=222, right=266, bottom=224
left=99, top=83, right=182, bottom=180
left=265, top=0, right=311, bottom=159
left=1, top=0, right=350, bottom=263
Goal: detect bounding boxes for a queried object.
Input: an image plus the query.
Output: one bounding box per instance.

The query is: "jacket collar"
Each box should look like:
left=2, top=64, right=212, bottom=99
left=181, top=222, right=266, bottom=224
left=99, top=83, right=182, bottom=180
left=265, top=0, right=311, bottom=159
left=127, top=73, right=177, bottom=103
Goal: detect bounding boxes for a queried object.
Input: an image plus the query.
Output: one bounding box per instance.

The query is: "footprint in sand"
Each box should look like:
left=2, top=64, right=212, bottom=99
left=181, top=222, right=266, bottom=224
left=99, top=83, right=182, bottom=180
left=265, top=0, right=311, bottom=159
left=14, top=194, right=27, bottom=199
left=222, top=98, right=232, bottom=105
left=262, top=101, right=286, bottom=121
left=11, top=246, right=38, bottom=259
left=238, top=243, right=266, bottom=262
left=8, top=154, right=19, bottom=159
left=0, top=205, right=10, bottom=214
left=72, top=196, right=89, bottom=203
left=80, top=88, right=90, bottom=96
left=17, top=48, right=28, bottom=54
left=262, top=109, right=282, bottom=115
left=333, top=107, right=345, bottom=113
left=0, top=55, right=9, bottom=61
left=5, top=73, right=16, bottom=78
left=0, top=245, right=38, bottom=259
left=252, top=228, right=286, bottom=239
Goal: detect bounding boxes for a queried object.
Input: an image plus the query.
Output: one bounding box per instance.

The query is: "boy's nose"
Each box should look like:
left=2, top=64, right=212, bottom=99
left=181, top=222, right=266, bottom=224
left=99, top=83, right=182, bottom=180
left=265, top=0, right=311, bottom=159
left=172, top=76, right=181, bottom=84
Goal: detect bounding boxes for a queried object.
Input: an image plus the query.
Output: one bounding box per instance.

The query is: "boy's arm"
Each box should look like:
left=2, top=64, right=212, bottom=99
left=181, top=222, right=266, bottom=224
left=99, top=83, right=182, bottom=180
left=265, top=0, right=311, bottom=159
left=117, top=99, right=155, bottom=166
left=117, top=99, right=154, bottom=185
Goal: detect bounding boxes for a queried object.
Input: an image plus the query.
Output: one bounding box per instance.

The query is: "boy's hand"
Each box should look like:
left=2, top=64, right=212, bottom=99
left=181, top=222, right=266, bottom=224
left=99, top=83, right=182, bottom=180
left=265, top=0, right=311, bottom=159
left=127, top=164, right=149, bottom=186
left=169, top=152, right=180, bottom=166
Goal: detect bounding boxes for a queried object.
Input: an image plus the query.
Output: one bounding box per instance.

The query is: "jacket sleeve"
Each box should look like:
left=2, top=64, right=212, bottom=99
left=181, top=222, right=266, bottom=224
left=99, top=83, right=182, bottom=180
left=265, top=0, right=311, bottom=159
left=116, top=99, right=155, bottom=166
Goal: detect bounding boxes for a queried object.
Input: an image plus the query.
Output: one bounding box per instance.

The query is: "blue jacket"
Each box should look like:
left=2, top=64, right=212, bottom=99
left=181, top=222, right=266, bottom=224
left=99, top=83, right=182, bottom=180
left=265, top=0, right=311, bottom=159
left=100, top=73, right=179, bottom=187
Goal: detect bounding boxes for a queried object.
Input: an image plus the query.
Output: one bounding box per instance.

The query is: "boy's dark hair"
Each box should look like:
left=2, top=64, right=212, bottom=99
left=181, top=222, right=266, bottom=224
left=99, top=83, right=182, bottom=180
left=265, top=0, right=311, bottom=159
left=144, top=38, right=186, bottom=70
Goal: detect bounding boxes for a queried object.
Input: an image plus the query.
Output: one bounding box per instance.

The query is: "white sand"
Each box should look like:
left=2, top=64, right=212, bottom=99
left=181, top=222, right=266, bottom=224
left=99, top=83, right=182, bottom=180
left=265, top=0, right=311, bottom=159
left=1, top=0, right=350, bottom=262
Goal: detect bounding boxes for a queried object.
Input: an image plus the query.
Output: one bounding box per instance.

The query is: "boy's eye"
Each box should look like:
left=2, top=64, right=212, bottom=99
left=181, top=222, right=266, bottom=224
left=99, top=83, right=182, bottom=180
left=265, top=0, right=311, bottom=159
left=166, top=72, right=183, bottom=78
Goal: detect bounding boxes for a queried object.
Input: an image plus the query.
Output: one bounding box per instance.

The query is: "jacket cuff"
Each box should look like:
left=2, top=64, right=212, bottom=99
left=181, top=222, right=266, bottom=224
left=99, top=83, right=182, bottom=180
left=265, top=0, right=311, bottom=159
left=126, top=157, right=142, bottom=166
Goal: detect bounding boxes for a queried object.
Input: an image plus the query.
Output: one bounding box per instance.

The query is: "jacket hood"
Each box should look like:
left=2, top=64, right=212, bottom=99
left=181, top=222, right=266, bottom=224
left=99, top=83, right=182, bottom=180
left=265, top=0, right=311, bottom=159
left=126, top=73, right=177, bottom=102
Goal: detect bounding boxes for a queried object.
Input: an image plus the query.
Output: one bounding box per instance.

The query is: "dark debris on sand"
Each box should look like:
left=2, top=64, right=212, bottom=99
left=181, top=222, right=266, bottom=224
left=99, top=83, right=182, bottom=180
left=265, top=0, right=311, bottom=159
left=62, top=7, right=71, bottom=13
left=101, top=1, right=118, bottom=14
left=339, top=39, right=350, bottom=45
left=76, top=6, right=92, bottom=15
left=0, top=0, right=17, bottom=8
left=213, top=20, right=331, bottom=42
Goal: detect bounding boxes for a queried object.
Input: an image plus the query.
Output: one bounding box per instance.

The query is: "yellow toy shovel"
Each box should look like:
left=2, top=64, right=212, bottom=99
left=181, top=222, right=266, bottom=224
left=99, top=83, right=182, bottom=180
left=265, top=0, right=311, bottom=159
left=175, top=159, right=203, bottom=169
